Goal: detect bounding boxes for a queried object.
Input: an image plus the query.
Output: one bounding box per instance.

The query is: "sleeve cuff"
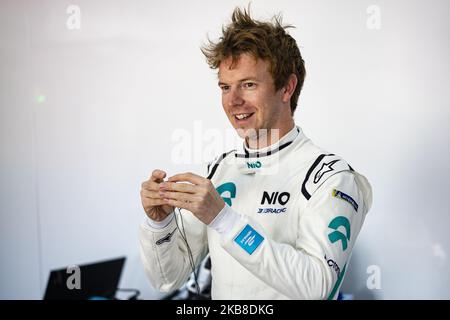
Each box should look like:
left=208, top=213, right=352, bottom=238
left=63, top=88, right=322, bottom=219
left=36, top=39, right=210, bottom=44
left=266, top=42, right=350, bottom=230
left=208, top=204, right=241, bottom=238
left=146, top=211, right=175, bottom=229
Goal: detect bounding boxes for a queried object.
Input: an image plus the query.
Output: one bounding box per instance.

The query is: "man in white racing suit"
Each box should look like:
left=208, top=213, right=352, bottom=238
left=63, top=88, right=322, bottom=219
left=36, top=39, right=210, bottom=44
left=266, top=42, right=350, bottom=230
left=139, top=7, right=372, bottom=300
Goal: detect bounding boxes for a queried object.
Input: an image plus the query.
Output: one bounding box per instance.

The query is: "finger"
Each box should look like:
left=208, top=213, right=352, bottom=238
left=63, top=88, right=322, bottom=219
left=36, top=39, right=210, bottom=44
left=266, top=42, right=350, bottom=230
left=145, top=198, right=168, bottom=207
left=168, top=172, right=204, bottom=185
left=163, top=198, right=194, bottom=212
left=159, top=190, right=200, bottom=203
left=159, top=181, right=197, bottom=193
left=141, top=189, right=161, bottom=199
left=141, top=180, right=161, bottom=192
left=150, top=169, right=167, bottom=182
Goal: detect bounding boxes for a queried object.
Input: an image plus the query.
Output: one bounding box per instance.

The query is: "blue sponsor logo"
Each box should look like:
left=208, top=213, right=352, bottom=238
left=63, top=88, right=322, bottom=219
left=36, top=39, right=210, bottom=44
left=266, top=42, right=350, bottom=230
left=332, top=189, right=358, bottom=212
left=234, top=224, right=264, bottom=255
left=257, top=208, right=286, bottom=214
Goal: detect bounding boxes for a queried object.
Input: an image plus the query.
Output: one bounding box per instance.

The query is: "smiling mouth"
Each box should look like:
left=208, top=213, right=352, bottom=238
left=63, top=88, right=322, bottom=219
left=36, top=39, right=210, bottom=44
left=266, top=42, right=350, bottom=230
left=234, top=112, right=255, bottom=121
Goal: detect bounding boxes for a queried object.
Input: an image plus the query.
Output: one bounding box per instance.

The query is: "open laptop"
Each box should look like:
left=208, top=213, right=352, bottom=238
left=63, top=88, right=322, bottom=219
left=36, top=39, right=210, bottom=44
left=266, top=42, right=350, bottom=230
left=43, top=257, right=126, bottom=300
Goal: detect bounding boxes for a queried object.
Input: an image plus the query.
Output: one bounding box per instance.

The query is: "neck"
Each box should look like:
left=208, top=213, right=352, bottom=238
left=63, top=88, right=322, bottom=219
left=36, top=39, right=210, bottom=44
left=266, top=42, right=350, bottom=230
left=245, top=119, right=295, bottom=149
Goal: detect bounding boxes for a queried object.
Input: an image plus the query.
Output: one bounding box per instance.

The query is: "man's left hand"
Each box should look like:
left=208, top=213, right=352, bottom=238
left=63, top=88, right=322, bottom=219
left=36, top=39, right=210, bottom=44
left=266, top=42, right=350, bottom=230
left=158, top=172, right=225, bottom=225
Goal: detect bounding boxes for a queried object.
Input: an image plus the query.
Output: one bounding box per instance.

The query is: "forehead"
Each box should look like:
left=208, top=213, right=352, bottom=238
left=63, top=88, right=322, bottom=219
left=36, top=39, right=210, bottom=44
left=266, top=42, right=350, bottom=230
left=218, top=53, right=271, bottom=81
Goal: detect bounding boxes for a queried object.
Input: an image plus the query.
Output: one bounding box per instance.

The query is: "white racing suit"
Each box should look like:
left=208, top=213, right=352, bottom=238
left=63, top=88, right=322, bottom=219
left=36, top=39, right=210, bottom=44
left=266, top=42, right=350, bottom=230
left=139, top=125, right=373, bottom=299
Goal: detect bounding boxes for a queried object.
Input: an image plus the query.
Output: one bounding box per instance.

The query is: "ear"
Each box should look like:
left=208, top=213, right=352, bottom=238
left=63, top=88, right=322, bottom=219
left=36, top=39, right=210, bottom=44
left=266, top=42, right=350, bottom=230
left=281, top=74, right=298, bottom=103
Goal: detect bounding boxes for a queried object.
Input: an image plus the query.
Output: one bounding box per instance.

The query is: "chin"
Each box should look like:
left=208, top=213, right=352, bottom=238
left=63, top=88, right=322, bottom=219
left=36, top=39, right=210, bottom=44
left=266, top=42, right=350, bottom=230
left=234, top=126, right=258, bottom=140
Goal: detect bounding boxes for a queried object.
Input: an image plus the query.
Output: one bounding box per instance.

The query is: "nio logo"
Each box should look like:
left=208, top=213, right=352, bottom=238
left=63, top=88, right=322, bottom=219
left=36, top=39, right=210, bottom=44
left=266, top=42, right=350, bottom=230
left=216, top=182, right=236, bottom=207
left=327, top=216, right=351, bottom=251
left=261, top=191, right=290, bottom=205
left=247, top=161, right=262, bottom=169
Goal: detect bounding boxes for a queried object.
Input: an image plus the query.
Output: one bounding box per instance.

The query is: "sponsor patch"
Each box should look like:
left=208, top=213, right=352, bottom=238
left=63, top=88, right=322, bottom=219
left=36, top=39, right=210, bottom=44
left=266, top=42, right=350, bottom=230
left=314, top=160, right=340, bottom=183
left=257, top=207, right=286, bottom=214
left=332, top=189, right=358, bottom=212
left=234, top=224, right=264, bottom=255
left=301, top=154, right=351, bottom=201
left=257, top=191, right=290, bottom=214
left=324, top=254, right=341, bottom=278
left=156, top=228, right=177, bottom=245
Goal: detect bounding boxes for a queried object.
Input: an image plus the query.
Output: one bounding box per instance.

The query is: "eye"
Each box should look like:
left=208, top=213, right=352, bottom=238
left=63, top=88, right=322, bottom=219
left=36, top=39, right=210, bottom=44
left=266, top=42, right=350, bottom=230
left=243, top=82, right=256, bottom=89
left=220, top=85, right=230, bottom=92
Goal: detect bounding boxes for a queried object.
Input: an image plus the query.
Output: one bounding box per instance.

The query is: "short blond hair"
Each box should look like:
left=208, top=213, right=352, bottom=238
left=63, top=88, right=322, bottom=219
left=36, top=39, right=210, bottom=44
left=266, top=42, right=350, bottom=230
left=201, top=6, right=306, bottom=114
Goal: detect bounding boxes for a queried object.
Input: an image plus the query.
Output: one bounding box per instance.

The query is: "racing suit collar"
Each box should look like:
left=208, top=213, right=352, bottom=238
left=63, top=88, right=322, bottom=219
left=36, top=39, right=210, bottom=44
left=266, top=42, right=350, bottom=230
left=237, top=125, right=300, bottom=158
left=235, top=125, right=303, bottom=175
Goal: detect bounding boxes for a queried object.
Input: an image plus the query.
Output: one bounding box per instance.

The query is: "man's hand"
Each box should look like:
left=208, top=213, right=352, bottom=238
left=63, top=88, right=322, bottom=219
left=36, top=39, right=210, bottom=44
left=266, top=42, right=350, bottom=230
left=159, top=172, right=225, bottom=225
left=140, top=169, right=174, bottom=221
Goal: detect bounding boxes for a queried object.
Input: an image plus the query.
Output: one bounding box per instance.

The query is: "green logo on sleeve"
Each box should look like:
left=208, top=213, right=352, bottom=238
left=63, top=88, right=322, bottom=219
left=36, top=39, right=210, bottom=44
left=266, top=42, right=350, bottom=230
left=216, top=182, right=236, bottom=207
left=327, top=216, right=351, bottom=251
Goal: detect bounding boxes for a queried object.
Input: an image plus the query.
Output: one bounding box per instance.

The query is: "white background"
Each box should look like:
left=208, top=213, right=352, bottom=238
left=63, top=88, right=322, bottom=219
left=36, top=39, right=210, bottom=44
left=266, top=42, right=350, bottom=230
left=1, top=0, right=449, bottom=299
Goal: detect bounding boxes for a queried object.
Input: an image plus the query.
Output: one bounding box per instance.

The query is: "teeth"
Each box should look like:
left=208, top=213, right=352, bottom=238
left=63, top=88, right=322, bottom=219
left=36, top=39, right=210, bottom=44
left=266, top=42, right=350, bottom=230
left=236, top=113, right=251, bottom=120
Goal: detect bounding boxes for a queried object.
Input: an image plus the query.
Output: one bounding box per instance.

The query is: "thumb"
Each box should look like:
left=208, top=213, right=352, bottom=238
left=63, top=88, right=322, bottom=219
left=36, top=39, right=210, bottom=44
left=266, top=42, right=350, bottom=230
left=150, top=169, right=167, bottom=183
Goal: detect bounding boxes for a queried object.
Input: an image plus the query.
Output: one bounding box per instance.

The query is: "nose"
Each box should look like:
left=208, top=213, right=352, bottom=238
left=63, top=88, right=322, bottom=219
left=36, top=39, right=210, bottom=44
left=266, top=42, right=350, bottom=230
left=228, top=86, right=245, bottom=108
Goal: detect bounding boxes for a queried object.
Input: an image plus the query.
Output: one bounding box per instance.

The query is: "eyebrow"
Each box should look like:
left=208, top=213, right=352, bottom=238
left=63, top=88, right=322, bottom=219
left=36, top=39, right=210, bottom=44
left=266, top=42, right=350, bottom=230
left=218, top=77, right=259, bottom=86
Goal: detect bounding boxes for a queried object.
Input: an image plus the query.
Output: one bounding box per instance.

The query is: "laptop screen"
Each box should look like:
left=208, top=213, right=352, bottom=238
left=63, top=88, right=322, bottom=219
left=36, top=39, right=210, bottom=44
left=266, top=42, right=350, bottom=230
left=43, top=257, right=126, bottom=300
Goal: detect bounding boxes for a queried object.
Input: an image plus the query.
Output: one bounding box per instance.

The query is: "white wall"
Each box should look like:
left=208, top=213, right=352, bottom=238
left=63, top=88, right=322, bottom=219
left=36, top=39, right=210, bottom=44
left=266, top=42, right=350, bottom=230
left=1, top=0, right=449, bottom=299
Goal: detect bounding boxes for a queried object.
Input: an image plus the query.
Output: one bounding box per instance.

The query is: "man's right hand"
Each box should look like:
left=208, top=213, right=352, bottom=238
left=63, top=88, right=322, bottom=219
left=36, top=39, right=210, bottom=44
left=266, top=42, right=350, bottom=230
left=140, top=169, right=174, bottom=221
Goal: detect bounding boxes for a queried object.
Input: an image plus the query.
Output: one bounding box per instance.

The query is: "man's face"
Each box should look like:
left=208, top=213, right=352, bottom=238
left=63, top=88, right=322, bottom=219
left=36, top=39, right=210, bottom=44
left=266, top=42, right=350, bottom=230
left=218, top=53, right=285, bottom=141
